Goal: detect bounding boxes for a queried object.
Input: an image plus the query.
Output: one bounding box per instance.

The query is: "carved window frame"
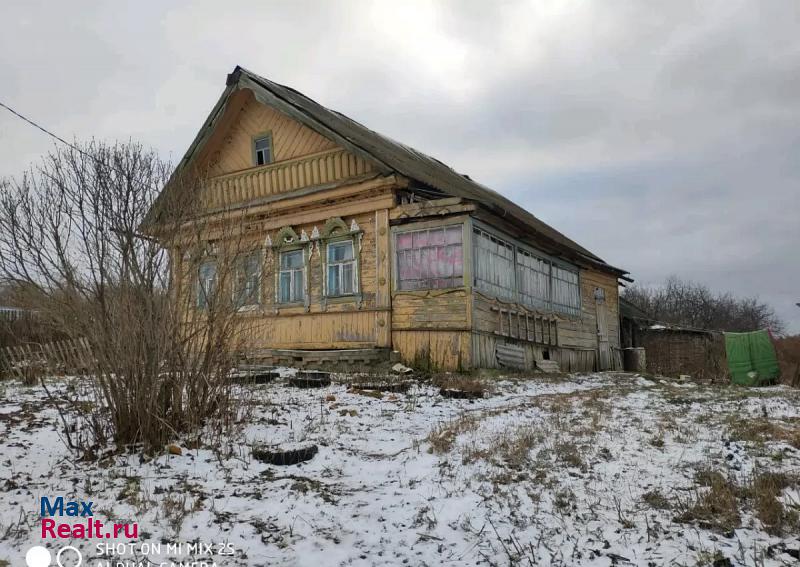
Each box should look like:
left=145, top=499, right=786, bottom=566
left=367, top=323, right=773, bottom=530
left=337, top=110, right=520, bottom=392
left=271, top=226, right=311, bottom=311
left=319, top=217, right=363, bottom=308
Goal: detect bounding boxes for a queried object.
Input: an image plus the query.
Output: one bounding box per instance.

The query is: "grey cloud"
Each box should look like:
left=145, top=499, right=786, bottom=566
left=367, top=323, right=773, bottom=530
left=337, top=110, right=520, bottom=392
left=0, top=0, right=797, bottom=330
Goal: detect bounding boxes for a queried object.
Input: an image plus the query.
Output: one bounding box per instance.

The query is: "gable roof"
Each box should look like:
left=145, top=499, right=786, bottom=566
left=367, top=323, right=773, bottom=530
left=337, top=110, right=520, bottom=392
left=167, top=65, right=628, bottom=277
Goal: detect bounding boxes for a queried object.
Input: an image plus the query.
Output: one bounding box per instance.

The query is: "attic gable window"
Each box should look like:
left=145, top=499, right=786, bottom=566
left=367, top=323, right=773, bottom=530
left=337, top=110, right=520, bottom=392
left=253, top=135, right=272, bottom=166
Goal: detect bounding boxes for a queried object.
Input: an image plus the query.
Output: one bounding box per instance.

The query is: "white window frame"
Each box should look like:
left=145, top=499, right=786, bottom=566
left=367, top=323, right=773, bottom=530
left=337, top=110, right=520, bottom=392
left=325, top=239, right=358, bottom=297
left=196, top=260, right=217, bottom=311
left=253, top=133, right=272, bottom=166
left=232, top=251, right=262, bottom=310
left=277, top=248, right=306, bottom=304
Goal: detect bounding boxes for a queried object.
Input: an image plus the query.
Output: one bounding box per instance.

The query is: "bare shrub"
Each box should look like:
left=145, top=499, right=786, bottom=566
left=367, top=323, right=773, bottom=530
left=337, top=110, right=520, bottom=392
left=623, top=275, right=785, bottom=333
left=0, top=141, right=254, bottom=452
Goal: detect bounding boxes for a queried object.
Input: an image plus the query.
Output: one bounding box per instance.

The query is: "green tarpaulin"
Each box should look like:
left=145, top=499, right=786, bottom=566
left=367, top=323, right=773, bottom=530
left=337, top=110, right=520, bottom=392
left=724, top=330, right=780, bottom=386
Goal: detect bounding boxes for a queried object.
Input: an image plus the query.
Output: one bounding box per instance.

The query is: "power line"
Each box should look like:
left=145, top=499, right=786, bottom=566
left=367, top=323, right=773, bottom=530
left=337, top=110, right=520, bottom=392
left=0, top=99, right=89, bottom=157
left=0, top=99, right=167, bottom=241
left=0, top=99, right=159, bottom=185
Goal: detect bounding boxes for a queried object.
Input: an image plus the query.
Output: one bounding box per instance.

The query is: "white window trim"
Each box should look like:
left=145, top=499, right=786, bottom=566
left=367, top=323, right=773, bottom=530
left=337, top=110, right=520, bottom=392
left=324, top=239, right=359, bottom=298
left=232, top=251, right=262, bottom=311
left=196, top=260, right=217, bottom=311
left=276, top=248, right=307, bottom=305
left=253, top=133, right=273, bottom=166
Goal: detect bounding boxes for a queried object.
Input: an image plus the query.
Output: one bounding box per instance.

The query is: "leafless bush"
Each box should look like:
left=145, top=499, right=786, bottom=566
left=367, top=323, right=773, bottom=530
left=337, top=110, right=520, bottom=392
left=623, top=275, right=785, bottom=334
left=0, top=141, right=256, bottom=452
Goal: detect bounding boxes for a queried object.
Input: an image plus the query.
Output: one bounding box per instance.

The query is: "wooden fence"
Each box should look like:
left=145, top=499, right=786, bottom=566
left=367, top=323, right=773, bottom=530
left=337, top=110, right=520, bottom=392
left=0, top=307, right=30, bottom=322
left=0, top=338, right=93, bottom=381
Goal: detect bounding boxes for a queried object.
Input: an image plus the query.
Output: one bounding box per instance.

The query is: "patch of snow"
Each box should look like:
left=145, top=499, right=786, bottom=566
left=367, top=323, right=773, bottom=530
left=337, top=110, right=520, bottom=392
left=0, top=372, right=798, bottom=566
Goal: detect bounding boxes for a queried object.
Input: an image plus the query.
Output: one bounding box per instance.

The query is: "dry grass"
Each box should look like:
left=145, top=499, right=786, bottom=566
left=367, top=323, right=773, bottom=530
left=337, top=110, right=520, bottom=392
left=726, top=416, right=800, bottom=449
left=675, top=471, right=741, bottom=533
left=434, top=374, right=487, bottom=394
left=742, top=471, right=800, bottom=536
left=553, top=441, right=585, bottom=470
left=642, top=489, right=672, bottom=510
left=426, top=413, right=480, bottom=454
left=676, top=468, right=799, bottom=536
left=462, top=425, right=542, bottom=468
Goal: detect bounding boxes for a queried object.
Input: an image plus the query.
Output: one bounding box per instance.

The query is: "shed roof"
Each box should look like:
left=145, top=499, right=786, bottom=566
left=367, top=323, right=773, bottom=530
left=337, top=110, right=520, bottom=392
left=166, top=66, right=628, bottom=277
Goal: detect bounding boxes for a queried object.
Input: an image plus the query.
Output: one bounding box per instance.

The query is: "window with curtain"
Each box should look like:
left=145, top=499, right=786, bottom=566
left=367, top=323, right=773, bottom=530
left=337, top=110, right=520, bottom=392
left=196, top=260, right=217, bottom=310
left=326, top=240, right=356, bottom=296
left=278, top=249, right=305, bottom=303
left=233, top=251, right=261, bottom=308
left=396, top=225, right=463, bottom=290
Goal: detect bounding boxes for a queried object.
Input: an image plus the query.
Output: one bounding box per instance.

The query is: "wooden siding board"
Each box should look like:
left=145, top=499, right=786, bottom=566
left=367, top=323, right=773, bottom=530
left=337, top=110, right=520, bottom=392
left=207, top=90, right=337, bottom=177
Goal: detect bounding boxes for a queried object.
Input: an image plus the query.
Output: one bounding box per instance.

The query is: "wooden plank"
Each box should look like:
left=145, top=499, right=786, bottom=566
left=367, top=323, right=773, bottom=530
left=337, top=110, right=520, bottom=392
left=374, top=208, right=391, bottom=347
left=389, top=199, right=475, bottom=221
left=496, top=342, right=526, bottom=369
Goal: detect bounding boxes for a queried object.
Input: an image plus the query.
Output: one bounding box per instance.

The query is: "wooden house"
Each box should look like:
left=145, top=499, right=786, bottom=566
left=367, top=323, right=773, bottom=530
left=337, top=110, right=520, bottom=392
left=152, top=66, right=630, bottom=372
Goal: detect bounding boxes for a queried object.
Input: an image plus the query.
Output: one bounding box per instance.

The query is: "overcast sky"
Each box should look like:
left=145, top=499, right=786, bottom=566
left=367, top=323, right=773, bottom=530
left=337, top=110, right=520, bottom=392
left=1, top=0, right=798, bottom=332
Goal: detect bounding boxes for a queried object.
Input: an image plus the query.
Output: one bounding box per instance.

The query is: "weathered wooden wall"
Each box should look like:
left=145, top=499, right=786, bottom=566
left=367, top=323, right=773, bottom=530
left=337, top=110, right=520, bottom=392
left=392, top=330, right=471, bottom=371
left=557, top=268, right=620, bottom=350
left=639, top=329, right=727, bottom=381
left=237, top=210, right=387, bottom=350
left=390, top=289, right=471, bottom=370
left=206, top=90, right=338, bottom=176
left=469, top=266, right=620, bottom=372
left=471, top=333, right=597, bottom=373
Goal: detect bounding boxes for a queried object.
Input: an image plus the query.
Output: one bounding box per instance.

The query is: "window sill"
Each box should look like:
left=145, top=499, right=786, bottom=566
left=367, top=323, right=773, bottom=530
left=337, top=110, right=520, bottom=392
left=392, top=286, right=465, bottom=297
left=324, top=294, right=360, bottom=303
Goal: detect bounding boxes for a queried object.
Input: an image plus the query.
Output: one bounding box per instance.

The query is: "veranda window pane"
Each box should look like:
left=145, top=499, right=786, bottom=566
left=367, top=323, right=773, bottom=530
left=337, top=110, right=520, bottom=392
left=396, top=233, right=413, bottom=250
left=429, top=228, right=445, bottom=246
left=446, top=225, right=462, bottom=244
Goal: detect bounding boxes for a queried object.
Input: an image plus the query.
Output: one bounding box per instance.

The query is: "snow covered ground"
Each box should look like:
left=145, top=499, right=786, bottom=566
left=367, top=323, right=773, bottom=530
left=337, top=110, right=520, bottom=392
left=1, top=372, right=799, bottom=566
